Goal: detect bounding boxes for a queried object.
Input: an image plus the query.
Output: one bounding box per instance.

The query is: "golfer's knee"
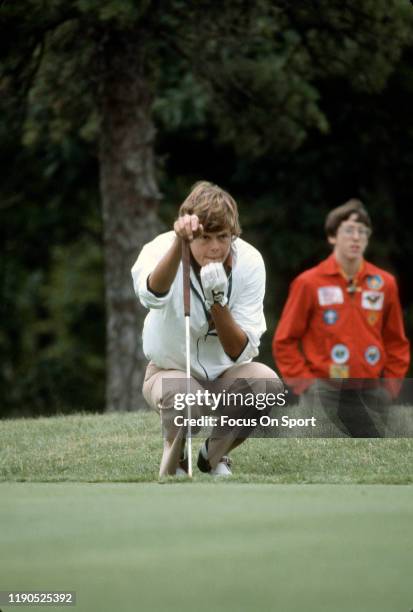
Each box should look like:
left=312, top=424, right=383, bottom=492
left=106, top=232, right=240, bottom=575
left=252, top=362, right=281, bottom=380
left=248, top=369, right=284, bottom=396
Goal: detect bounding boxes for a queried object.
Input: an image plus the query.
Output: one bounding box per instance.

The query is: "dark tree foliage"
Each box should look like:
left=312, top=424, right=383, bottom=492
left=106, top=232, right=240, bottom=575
left=1, top=0, right=412, bottom=416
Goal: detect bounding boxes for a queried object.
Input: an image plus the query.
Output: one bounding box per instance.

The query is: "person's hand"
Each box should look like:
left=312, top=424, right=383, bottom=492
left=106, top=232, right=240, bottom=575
left=174, top=214, right=203, bottom=242
left=200, top=262, right=228, bottom=310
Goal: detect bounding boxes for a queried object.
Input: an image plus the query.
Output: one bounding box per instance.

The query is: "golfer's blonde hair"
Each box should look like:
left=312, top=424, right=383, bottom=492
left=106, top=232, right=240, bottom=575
left=179, top=181, right=241, bottom=237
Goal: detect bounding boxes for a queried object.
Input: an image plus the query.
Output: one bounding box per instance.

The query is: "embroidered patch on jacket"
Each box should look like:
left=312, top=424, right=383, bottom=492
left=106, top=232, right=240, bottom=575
left=364, top=345, right=381, bottom=365
left=331, top=343, right=350, bottom=364
left=323, top=309, right=339, bottom=325
left=367, top=311, right=379, bottom=326
left=329, top=364, right=350, bottom=378
left=361, top=290, right=384, bottom=311
left=366, top=274, right=384, bottom=290
left=318, top=286, right=344, bottom=306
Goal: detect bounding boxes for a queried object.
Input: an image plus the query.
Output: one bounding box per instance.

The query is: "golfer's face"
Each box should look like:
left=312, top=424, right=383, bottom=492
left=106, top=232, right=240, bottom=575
left=190, top=229, right=232, bottom=267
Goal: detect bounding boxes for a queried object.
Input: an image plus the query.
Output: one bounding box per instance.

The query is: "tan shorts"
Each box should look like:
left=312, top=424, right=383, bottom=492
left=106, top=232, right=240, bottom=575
left=143, top=360, right=281, bottom=413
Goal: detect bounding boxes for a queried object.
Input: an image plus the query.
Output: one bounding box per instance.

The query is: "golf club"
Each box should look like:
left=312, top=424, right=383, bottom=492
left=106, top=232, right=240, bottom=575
left=182, top=239, right=193, bottom=477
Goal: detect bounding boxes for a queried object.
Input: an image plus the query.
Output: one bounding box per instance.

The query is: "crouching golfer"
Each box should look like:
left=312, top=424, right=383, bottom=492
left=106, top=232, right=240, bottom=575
left=132, top=181, right=281, bottom=477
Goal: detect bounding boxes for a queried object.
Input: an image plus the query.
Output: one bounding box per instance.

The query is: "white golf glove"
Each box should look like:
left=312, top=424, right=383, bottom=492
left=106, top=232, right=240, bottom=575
left=200, top=262, right=228, bottom=310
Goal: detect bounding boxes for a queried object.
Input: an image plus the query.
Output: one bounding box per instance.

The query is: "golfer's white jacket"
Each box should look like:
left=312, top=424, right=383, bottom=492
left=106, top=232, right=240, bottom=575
left=131, top=231, right=266, bottom=380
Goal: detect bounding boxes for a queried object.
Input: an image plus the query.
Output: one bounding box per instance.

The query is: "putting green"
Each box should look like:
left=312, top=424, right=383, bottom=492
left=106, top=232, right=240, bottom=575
left=0, top=483, right=412, bottom=612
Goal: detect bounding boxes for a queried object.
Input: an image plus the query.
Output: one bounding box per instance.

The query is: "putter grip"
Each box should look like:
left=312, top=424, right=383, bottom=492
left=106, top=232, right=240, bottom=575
left=182, top=240, right=191, bottom=316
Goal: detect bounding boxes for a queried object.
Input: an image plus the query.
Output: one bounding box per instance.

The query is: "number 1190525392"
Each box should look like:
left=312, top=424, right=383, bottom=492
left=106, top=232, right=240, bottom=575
left=0, top=591, right=76, bottom=606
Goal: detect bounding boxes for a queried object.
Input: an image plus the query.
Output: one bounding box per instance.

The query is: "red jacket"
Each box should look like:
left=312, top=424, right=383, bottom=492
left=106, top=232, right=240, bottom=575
left=272, top=254, right=410, bottom=396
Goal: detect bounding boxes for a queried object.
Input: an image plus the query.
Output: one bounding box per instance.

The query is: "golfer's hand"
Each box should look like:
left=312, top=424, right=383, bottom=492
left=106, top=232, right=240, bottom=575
left=201, top=262, right=228, bottom=310
left=174, top=214, right=203, bottom=242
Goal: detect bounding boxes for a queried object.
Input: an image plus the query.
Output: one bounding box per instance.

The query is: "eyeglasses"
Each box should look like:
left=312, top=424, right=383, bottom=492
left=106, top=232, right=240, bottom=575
left=339, top=225, right=371, bottom=238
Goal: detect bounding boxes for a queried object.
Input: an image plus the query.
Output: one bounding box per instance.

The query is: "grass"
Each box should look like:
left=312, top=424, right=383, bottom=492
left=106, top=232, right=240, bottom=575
left=1, top=412, right=412, bottom=612
left=1, top=482, right=412, bottom=612
left=0, top=410, right=412, bottom=483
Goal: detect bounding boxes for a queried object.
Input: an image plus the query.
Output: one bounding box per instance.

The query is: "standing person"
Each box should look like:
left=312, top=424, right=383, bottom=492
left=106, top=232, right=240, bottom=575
left=132, top=181, right=281, bottom=477
left=272, top=199, right=410, bottom=437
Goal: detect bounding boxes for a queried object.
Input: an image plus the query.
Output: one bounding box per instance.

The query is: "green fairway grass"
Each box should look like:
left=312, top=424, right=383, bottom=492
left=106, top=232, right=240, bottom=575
left=0, top=482, right=412, bottom=612
left=1, top=413, right=412, bottom=612
left=0, top=411, right=412, bottom=483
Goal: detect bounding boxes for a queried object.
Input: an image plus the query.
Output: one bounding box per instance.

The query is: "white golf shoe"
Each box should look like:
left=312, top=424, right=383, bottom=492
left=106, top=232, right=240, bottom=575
left=209, top=456, right=232, bottom=477
left=175, top=466, right=187, bottom=477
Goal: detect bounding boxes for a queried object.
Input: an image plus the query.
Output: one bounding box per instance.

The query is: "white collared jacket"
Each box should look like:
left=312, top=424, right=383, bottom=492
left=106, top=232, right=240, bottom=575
left=131, top=231, right=266, bottom=380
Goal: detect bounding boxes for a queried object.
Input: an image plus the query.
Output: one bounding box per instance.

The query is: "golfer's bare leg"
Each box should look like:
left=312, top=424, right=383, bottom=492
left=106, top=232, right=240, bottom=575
left=143, top=362, right=204, bottom=477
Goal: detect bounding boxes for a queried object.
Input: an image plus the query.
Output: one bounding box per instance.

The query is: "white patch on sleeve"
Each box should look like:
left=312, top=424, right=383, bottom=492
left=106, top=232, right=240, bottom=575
left=317, top=286, right=344, bottom=306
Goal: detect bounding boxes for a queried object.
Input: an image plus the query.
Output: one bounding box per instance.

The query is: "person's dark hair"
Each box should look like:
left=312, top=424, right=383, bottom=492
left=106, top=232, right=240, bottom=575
left=179, top=181, right=241, bottom=237
left=325, top=199, right=372, bottom=237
